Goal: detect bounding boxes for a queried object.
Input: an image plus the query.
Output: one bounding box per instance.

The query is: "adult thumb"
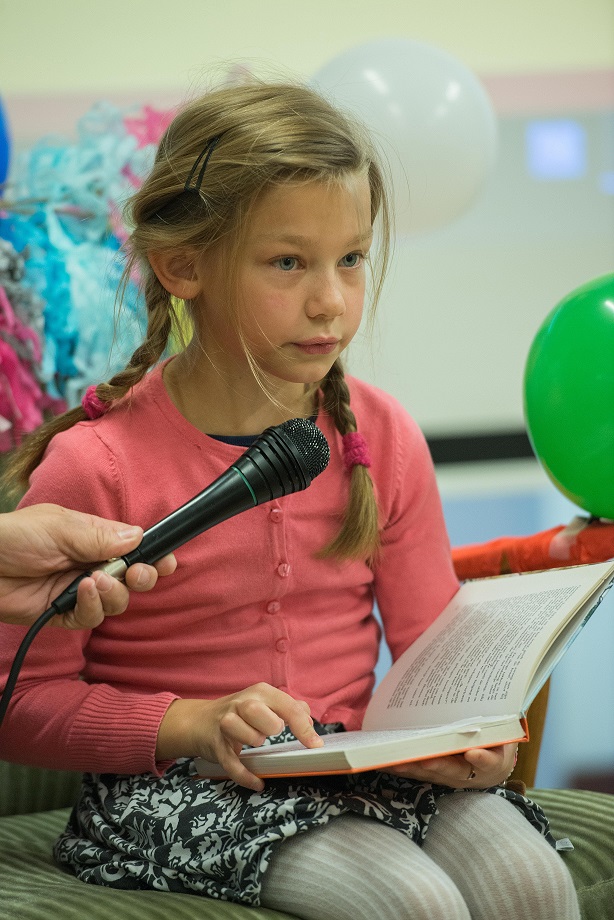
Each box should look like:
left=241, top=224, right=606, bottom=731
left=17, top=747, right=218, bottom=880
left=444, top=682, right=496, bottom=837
left=54, top=509, right=144, bottom=564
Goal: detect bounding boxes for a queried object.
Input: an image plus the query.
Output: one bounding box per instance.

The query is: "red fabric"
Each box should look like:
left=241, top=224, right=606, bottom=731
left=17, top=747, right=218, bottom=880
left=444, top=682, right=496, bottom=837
left=452, top=518, right=614, bottom=581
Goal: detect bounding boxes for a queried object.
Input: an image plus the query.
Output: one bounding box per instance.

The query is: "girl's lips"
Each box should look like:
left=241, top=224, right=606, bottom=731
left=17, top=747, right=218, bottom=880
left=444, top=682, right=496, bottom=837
left=293, top=340, right=340, bottom=355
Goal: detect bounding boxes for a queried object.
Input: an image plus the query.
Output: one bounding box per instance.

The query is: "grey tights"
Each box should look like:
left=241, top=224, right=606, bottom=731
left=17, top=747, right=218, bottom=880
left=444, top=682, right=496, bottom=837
left=259, top=792, right=580, bottom=920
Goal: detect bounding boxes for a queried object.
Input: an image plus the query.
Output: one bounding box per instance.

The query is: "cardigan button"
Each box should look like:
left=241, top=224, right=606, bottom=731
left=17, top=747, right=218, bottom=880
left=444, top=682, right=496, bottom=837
left=277, top=562, right=291, bottom=578
left=266, top=601, right=281, bottom=614
left=270, top=508, right=283, bottom=523
left=275, top=638, right=289, bottom=653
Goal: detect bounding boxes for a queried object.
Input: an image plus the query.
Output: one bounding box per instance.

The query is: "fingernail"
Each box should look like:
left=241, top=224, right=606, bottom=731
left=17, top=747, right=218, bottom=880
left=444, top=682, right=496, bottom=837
left=135, top=568, right=151, bottom=588
left=116, top=527, right=141, bottom=541
left=95, top=572, right=113, bottom=591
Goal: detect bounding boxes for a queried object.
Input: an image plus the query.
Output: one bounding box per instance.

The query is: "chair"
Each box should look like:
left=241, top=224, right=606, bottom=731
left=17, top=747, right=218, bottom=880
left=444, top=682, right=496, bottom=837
left=2, top=692, right=614, bottom=920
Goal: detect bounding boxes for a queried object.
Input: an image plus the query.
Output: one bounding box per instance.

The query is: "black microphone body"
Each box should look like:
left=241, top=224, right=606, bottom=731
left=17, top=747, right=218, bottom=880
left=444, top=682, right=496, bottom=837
left=51, top=418, right=330, bottom=615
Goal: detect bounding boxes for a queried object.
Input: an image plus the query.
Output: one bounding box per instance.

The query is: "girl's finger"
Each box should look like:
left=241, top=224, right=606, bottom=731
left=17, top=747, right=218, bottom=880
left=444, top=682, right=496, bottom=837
left=213, top=740, right=265, bottom=792
left=254, top=690, right=322, bottom=749
left=61, top=576, right=106, bottom=629
left=218, top=709, right=268, bottom=748
left=236, top=698, right=286, bottom=738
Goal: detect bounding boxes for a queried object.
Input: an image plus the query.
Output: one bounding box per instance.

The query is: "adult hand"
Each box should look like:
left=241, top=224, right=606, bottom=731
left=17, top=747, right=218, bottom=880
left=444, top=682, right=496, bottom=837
left=0, top=504, right=177, bottom=628
left=385, top=742, right=517, bottom=789
left=156, top=683, right=324, bottom=791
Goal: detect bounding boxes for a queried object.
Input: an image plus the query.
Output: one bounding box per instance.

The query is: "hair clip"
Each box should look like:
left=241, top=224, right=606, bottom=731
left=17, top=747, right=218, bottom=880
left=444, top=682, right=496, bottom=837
left=184, top=134, right=222, bottom=193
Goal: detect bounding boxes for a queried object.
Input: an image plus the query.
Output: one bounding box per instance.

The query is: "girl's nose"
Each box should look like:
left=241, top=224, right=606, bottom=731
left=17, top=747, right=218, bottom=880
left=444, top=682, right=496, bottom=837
left=305, top=273, right=346, bottom=319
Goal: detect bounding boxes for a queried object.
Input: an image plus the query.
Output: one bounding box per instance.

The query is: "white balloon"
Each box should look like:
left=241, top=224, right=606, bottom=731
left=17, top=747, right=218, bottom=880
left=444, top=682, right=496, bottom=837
left=313, top=38, right=498, bottom=236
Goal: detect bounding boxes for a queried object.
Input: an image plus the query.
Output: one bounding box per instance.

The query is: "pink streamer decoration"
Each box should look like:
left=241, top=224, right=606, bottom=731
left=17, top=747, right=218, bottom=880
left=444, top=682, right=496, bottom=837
left=0, top=285, right=49, bottom=450
left=124, top=105, right=176, bottom=149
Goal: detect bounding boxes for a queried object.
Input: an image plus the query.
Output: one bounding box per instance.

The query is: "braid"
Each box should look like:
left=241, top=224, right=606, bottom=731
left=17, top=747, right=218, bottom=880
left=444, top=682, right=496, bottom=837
left=319, top=360, right=380, bottom=563
left=3, top=406, right=89, bottom=498
left=97, top=273, right=175, bottom=403
left=3, top=272, right=175, bottom=494
left=321, top=359, right=357, bottom=434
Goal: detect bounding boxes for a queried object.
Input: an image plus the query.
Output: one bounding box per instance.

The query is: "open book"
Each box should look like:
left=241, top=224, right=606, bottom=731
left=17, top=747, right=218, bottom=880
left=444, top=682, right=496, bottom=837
left=195, top=560, right=614, bottom=779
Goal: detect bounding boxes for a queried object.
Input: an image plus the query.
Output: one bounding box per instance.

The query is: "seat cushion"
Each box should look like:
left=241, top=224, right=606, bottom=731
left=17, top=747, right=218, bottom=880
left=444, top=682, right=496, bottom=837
left=530, top=788, right=614, bottom=919
left=1, top=789, right=612, bottom=919
left=0, top=808, right=296, bottom=920
left=0, top=761, right=82, bottom=817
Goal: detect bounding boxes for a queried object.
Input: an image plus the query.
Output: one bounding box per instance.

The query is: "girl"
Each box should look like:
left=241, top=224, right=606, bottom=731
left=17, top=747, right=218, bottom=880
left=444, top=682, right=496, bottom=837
left=0, top=81, right=579, bottom=919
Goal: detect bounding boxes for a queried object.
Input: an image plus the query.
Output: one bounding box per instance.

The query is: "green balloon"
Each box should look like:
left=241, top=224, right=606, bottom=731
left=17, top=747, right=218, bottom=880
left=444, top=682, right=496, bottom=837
left=524, top=272, right=614, bottom=519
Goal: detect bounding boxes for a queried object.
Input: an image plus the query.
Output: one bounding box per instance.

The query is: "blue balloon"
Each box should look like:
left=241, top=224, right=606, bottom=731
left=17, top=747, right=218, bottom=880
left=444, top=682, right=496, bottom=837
left=0, top=98, right=11, bottom=186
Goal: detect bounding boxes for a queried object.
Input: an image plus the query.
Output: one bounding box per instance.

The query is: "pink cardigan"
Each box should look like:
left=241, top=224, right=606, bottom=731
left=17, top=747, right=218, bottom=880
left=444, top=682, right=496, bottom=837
left=0, top=365, right=458, bottom=775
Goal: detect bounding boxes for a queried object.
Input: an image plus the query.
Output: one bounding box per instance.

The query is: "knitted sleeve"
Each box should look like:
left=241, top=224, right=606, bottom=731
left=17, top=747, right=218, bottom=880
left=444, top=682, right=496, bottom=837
left=372, top=402, right=460, bottom=662
left=0, top=425, right=178, bottom=775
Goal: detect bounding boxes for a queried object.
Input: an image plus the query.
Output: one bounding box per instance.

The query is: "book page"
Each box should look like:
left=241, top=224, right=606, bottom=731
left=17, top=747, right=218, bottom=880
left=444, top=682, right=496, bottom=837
left=522, top=587, right=613, bottom=707
left=387, top=588, right=575, bottom=711
left=364, top=562, right=614, bottom=731
left=239, top=721, right=500, bottom=759
left=194, top=714, right=527, bottom=778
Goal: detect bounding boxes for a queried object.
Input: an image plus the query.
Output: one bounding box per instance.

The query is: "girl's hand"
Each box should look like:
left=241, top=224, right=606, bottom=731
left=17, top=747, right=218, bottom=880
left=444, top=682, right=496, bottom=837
left=156, top=683, right=324, bottom=791
left=384, top=742, right=517, bottom=789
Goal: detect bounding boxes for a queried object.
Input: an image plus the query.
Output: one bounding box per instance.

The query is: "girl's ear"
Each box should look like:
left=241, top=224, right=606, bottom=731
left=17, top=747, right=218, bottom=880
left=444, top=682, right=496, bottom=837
left=148, top=250, right=202, bottom=300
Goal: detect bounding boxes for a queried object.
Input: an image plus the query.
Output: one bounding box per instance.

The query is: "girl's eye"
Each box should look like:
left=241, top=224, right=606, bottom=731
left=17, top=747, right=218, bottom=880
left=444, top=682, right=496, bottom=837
left=340, top=252, right=362, bottom=268
left=275, top=257, right=298, bottom=271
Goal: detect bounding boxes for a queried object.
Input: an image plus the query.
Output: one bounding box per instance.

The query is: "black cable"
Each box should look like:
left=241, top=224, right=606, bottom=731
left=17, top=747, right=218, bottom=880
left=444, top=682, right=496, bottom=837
left=0, top=605, right=57, bottom=728
left=0, top=567, right=103, bottom=730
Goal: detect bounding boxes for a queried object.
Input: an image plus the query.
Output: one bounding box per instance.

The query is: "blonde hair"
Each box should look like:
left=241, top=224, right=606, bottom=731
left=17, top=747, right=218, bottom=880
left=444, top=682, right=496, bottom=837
left=7, top=80, right=392, bottom=561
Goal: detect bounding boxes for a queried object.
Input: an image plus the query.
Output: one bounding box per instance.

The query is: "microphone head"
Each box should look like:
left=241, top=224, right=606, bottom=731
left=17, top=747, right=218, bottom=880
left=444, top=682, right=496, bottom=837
left=232, top=417, right=330, bottom=504
left=277, top=418, right=330, bottom=480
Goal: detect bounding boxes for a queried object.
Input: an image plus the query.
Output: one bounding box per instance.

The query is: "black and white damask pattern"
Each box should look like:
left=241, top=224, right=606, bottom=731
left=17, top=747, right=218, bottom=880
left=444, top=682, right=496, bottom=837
left=54, top=724, right=555, bottom=906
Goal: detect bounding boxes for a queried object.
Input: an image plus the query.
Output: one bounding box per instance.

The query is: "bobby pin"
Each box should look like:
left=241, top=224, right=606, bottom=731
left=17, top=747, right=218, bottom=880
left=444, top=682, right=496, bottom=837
left=184, top=135, right=222, bottom=193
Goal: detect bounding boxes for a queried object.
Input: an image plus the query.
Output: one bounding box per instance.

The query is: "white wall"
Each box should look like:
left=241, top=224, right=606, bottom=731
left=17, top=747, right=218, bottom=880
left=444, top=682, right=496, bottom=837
left=2, top=0, right=613, bottom=95
left=348, top=109, right=614, bottom=434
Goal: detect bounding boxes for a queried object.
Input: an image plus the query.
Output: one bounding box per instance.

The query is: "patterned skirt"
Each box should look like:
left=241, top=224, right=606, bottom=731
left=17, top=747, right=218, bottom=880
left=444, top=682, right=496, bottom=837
left=54, top=724, right=555, bottom=907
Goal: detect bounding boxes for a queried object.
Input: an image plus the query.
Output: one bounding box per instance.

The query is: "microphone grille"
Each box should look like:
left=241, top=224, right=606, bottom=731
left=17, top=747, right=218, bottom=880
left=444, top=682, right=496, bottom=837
left=279, top=418, right=330, bottom=479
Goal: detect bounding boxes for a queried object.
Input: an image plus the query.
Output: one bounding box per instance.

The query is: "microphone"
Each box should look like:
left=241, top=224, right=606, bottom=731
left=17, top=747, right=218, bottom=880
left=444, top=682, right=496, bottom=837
left=0, top=418, right=329, bottom=729
left=50, top=417, right=330, bottom=615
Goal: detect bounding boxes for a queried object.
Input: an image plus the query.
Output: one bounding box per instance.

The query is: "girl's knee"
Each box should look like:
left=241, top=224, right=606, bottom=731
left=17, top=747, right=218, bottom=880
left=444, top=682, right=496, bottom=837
left=324, top=858, right=470, bottom=920
left=401, top=873, right=470, bottom=920
left=424, top=793, right=580, bottom=920
left=519, top=847, right=580, bottom=918
left=261, top=815, right=472, bottom=920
